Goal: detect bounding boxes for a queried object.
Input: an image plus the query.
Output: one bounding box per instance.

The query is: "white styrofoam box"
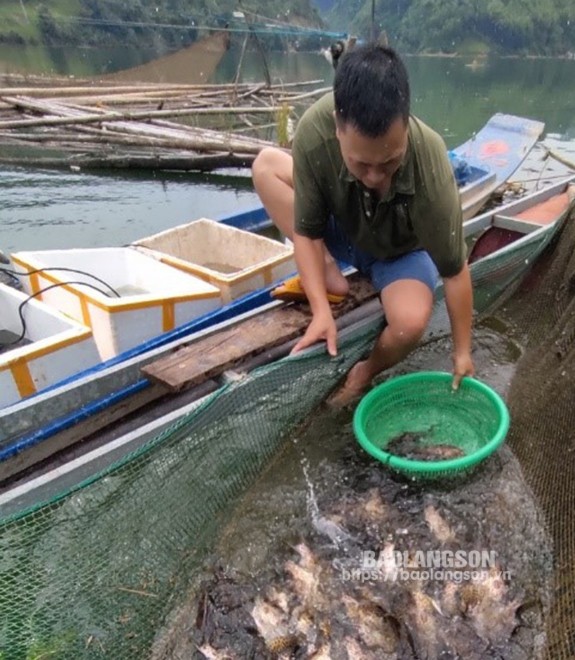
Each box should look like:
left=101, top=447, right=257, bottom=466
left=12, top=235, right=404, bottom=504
left=0, top=283, right=100, bottom=408
left=11, top=247, right=222, bottom=360
left=134, top=218, right=296, bottom=303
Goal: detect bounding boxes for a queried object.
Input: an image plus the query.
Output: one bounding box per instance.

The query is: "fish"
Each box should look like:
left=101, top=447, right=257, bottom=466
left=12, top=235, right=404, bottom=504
left=424, top=503, right=456, bottom=544
left=159, top=443, right=551, bottom=660
left=250, top=597, right=291, bottom=648
left=460, top=567, right=521, bottom=645
left=284, top=543, right=324, bottom=608
left=386, top=432, right=465, bottom=462
left=342, top=595, right=400, bottom=653
left=197, top=644, right=236, bottom=660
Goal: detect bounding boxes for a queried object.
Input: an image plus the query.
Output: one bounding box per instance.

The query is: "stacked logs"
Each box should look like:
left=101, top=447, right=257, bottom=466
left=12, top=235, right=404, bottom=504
left=0, top=78, right=330, bottom=171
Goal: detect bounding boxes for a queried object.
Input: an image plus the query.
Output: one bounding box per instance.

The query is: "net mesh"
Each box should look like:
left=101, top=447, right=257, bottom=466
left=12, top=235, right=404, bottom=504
left=0, top=324, right=379, bottom=658
left=493, top=214, right=575, bottom=660
left=0, top=202, right=574, bottom=658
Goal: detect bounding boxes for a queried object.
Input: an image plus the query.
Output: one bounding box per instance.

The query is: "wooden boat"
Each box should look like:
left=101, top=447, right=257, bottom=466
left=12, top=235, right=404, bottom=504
left=0, top=112, right=543, bottom=410
left=454, top=113, right=544, bottom=220
left=1, top=175, right=573, bottom=493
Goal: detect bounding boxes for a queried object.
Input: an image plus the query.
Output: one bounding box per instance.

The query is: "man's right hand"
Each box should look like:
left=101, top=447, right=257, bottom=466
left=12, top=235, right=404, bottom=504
left=290, top=311, right=338, bottom=356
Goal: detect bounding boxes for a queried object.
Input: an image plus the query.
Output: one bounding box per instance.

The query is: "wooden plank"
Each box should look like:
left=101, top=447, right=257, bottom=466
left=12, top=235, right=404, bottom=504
left=142, top=276, right=377, bottom=392
left=514, top=191, right=570, bottom=225
left=493, top=214, right=542, bottom=233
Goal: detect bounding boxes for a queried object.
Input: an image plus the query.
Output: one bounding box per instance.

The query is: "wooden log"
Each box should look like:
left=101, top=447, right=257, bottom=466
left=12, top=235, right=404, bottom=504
left=16, top=123, right=273, bottom=155
left=146, top=119, right=275, bottom=147
left=0, top=79, right=324, bottom=103
left=0, top=84, right=216, bottom=97
left=0, top=99, right=291, bottom=130
left=39, top=91, right=218, bottom=107
left=141, top=276, right=377, bottom=392
left=0, top=151, right=257, bottom=171
left=100, top=122, right=273, bottom=154
left=0, top=130, right=272, bottom=157
left=56, top=88, right=255, bottom=108
left=277, top=86, right=332, bottom=102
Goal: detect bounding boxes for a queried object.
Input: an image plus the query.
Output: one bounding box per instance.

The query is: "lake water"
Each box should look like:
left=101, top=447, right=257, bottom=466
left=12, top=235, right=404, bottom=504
left=0, top=46, right=574, bottom=253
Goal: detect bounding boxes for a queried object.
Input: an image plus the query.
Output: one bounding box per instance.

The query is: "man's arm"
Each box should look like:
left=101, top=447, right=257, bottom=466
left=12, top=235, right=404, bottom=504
left=442, top=261, right=475, bottom=388
left=289, top=113, right=340, bottom=356
left=290, top=233, right=338, bottom=356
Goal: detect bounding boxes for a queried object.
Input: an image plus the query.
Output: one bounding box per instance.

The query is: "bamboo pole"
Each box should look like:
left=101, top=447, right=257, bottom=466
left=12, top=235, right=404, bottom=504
left=20, top=98, right=275, bottom=149
left=277, top=86, right=332, bottom=102
left=0, top=79, right=324, bottom=98
left=546, top=148, right=575, bottom=171
left=0, top=101, right=277, bottom=154
left=0, top=99, right=292, bottom=130
left=148, top=118, right=274, bottom=146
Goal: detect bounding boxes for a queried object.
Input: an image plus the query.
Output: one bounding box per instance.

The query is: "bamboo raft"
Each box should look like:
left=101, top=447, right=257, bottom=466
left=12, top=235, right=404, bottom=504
left=0, top=78, right=330, bottom=171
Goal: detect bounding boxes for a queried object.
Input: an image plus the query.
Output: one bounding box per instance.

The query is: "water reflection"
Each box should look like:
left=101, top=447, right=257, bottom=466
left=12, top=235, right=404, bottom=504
left=0, top=44, right=163, bottom=77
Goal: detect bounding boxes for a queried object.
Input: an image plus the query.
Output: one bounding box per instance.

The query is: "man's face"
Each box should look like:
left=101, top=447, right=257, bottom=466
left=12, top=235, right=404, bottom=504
left=335, top=116, right=408, bottom=195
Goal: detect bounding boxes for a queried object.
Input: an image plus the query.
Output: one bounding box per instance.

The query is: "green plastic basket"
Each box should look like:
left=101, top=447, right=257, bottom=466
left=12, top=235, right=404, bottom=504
left=353, top=371, right=510, bottom=479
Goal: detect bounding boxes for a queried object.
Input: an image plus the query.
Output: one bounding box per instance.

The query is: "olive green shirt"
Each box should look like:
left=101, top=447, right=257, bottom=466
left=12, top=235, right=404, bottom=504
left=293, top=93, right=466, bottom=278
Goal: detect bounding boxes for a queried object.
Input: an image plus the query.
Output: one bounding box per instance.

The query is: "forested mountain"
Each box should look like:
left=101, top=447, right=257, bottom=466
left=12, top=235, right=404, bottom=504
left=0, top=0, right=324, bottom=49
left=327, top=0, right=575, bottom=55
left=2, top=0, right=572, bottom=55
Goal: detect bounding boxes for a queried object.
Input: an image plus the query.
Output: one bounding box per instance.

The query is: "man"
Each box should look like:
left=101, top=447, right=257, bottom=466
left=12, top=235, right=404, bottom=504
left=252, top=44, right=474, bottom=406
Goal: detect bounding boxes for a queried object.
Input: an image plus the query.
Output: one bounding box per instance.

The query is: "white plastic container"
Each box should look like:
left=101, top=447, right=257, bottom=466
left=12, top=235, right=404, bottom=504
left=11, top=247, right=222, bottom=360
left=0, top=283, right=100, bottom=408
left=134, top=218, right=296, bottom=303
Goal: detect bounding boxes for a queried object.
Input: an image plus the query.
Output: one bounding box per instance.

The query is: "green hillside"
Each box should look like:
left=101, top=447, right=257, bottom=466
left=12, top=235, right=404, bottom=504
left=327, top=0, right=575, bottom=56
left=0, top=0, right=325, bottom=49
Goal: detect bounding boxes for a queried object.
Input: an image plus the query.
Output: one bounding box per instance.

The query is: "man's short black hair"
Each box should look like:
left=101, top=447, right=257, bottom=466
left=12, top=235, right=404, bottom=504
left=334, top=43, right=410, bottom=137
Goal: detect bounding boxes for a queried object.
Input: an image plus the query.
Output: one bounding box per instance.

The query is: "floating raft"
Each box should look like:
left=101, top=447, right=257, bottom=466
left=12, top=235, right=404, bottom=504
left=0, top=76, right=329, bottom=171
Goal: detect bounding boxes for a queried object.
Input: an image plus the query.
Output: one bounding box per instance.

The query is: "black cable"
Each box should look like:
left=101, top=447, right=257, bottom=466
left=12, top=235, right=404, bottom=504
left=0, top=280, right=123, bottom=348
left=0, top=266, right=121, bottom=298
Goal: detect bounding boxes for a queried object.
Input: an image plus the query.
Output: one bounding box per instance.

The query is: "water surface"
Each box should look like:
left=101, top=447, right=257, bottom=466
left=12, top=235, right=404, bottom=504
left=0, top=50, right=573, bottom=254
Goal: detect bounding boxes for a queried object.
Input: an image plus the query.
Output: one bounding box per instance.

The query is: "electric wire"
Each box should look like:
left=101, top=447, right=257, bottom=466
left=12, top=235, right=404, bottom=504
left=33, top=13, right=346, bottom=40
left=0, top=269, right=121, bottom=349
left=0, top=280, right=120, bottom=348
left=0, top=266, right=120, bottom=298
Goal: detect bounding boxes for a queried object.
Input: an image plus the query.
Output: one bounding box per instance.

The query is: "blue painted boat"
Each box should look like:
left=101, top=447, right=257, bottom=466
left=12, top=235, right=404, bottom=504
left=0, top=114, right=554, bottom=483
left=454, top=113, right=546, bottom=219
left=1, top=173, right=573, bottom=501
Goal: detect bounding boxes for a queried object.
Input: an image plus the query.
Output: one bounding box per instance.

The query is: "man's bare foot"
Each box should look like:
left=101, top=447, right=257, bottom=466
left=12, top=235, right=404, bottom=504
left=326, top=360, right=373, bottom=409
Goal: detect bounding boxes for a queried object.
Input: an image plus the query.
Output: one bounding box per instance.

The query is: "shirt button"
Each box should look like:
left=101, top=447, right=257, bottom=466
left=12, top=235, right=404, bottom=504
left=364, top=192, right=370, bottom=198
left=366, top=210, right=371, bottom=217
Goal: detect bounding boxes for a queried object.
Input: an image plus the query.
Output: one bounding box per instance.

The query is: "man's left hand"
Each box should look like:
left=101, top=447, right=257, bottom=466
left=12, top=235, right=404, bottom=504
left=452, top=351, right=475, bottom=390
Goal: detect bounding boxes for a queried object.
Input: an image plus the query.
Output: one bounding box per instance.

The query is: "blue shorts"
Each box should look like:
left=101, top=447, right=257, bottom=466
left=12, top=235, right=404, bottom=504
left=324, top=216, right=439, bottom=293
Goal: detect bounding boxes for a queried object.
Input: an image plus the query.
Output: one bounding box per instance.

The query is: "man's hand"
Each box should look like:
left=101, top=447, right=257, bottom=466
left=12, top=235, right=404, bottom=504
left=443, top=262, right=474, bottom=391
left=452, top=350, right=475, bottom=390
left=291, top=311, right=338, bottom=356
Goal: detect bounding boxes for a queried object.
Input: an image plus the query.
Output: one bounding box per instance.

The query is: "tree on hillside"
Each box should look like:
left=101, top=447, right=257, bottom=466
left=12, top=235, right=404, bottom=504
left=324, top=0, right=574, bottom=55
